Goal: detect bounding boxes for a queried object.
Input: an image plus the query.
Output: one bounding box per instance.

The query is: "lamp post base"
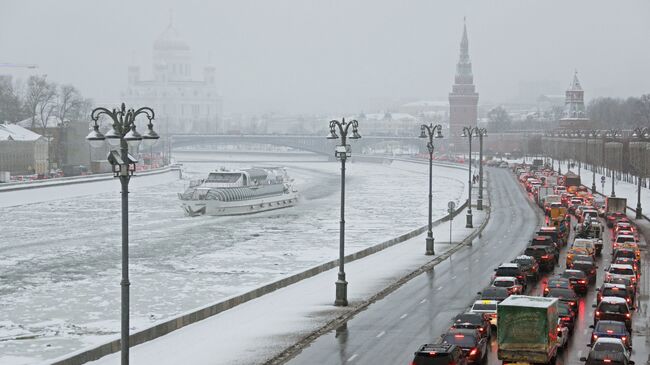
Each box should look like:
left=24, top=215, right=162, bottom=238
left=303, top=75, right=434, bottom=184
left=334, top=275, right=348, bottom=307
left=466, top=212, right=473, bottom=228
left=592, top=183, right=596, bottom=193
left=425, top=236, right=435, bottom=255
left=477, top=198, right=483, bottom=211
left=636, top=205, right=643, bottom=219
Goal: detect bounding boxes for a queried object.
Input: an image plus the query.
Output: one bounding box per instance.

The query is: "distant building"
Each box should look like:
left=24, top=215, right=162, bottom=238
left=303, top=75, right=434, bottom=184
left=0, top=123, right=48, bottom=175
left=357, top=112, right=417, bottom=136
left=448, top=20, right=479, bottom=137
left=123, top=21, right=222, bottom=134
left=559, top=71, right=590, bottom=129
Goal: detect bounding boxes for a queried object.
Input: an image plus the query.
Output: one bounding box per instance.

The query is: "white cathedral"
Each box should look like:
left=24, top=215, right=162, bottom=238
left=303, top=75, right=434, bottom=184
left=123, top=22, right=222, bottom=134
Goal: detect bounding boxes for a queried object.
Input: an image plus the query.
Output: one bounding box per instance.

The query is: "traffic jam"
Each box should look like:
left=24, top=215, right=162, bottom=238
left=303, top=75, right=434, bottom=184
left=412, top=163, right=645, bottom=365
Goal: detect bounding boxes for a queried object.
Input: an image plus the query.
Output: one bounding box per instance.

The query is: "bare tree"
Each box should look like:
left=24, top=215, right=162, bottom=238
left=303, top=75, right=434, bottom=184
left=24, top=75, right=57, bottom=129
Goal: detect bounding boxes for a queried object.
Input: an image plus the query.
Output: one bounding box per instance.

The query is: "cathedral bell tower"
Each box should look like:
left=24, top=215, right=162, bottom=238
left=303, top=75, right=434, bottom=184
left=448, top=19, right=479, bottom=138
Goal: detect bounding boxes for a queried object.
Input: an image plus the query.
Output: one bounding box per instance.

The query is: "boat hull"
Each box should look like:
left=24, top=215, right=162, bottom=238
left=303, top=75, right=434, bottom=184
left=181, top=192, right=299, bottom=216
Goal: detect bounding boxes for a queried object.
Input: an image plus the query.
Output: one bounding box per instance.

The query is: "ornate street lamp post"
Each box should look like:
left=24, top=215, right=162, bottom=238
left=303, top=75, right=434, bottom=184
left=461, top=126, right=480, bottom=228
left=631, top=127, right=649, bottom=219
left=419, top=123, right=443, bottom=255
left=327, top=118, right=361, bottom=307
left=476, top=128, right=488, bottom=211
left=85, top=103, right=158, bottom=365
left=600, top=129, right=622, bottom=197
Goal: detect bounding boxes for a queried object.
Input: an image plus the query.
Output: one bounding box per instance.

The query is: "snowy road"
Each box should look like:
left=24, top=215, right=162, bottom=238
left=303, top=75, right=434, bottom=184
left=0, top=152, right=467, bottom=364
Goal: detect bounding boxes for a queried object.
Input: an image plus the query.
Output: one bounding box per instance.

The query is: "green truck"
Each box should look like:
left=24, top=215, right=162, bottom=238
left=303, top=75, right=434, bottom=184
left=497, top=295, right=560, bottom=365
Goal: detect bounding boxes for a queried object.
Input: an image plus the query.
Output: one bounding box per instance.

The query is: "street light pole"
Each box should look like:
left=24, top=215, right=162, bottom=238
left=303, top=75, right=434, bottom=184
left=327, top=118, right=361, bottom=307
left=419, top=123, right=443, bottom=255
left=462, top=126, right=479, bottom=228
left=86, top=103, right=159, bottom=365
left=632, top=127, right=649, bottom=219
left=476, top=128, right=487, bottom=211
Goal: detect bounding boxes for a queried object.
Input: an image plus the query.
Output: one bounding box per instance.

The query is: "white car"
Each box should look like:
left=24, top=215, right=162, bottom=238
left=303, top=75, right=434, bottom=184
left=557, top=318, right=569, bottom=349
left=491, top=276, right=523, bottom=295
left=606, top=264, right=637, bottom=286
left=470, top=300, right=498, bottom=326
left=588, top=337, right=631, bottom=362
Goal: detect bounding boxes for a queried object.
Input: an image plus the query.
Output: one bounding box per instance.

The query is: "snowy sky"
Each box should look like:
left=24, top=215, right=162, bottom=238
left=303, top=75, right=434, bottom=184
left=1, top=0, right=649, bottom=114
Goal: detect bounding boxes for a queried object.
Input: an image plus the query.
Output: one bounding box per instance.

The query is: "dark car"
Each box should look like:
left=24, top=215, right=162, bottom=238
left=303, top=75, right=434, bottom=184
left=536, top=227, right=562, bottom=247
left=613, top=249, right=640, bottom=267
left=478, top=287, right=510, bottom=303
left=494, top=263, right=527, bottom=290
left=590, top=320, right=632, bottom=349
left=606, top=212, right=627, bottom=228
left=530, top=235, right=560, bottom=259
left=604, top=276, right=636, bottom=303
left=594, top=297, right=632, bottom=331
left=440, top=328, right=488, bottom=365
left=412, top=343, right=468, bottom=365
left=547, top=287, right=579, bottom=312
left=558, top=301, right=576, bottom=333
left=511, top=255, right=540, bottom=282
left=543, top=276, right=573, bottom=296
left=597, top=283, right=633, bottom=308
left=524, top=246, right=556, bottom=272
left=451, top=313, right=491, bottom=340
left=570, top=260, right=598, bottom=284
left=562, top=269, right=589, bottom=295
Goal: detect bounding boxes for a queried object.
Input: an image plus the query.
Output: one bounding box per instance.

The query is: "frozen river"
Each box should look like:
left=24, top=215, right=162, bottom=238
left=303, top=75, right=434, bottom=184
left=0, top=151, right=467, bottom=364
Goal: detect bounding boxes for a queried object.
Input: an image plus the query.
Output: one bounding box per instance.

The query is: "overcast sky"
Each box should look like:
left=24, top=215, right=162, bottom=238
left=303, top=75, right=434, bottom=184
left=1, top=0, right=649, bottom=114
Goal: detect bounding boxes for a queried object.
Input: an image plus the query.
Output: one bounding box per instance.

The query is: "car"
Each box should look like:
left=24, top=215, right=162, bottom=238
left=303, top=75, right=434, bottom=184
left=597, top=283, right=634, bottom=308
left=531, top=235, right=560, bottom=259
left=613, top=257, right=639, bottom=272
left=537, top=226, right=563, bottom=247
left=511, top=255, right=540, bottom=282
left=558, top=301, right=577, bottom=333
left=561, top=269, right=589, bottom=295
left=606, top=264, right=637, bottom=287
left=614, top=222, right=634, bottom=235
left=566, top=247, right=590, bottom=267
left=440, top=328, right=488, bottom=365
left=494, top=263, right=527, bottom=289
left=590, top=320, right=632, bottom=349
left=604, top=277, right=636, bottom=303
left=547, top=287, right=579, bottom=312
left=524, top=246, right=556, bottom=272
left=469, top=300, right=498, bottom=327
left=606, top=212, right=627, bottom=228
left=613, top=235, right=637, bottom=253
left=557, top=318, right=569, bottom=349
left=570, top=260, right=598, bottom=284
left=614, top=242, right=641, bottom=261
left=594, top=297, right=632, bottom=331
left=491, top=276, right=523, bottom=295
left=451, top=313, right=492, bottom=340
left=573, top=254, right=595, bottom=265
left=412, top=343, right=469, bottom=365
left=581, top=338, right=633, bottom=365
left=572, top=238, right=597, bottom=257
left=543, top=276, right=573, bottom=296
left=477, top=287, right=510, bottom=302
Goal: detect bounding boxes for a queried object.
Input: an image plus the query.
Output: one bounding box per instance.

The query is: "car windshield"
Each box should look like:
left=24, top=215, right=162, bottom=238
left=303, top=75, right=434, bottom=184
left=593, top=342, right=624, bottom=352
left=616, top=236, right=635, bottom=243
left=493, top=280, right=514, bottom=287
left=525, top=247, right=546, bottom=256
left=558, top=305, right=571, bottom=316
left=548, top=288, right=576, bottom=298
left=607, top=278, right=631, bottom=287
left=548, top=279, right=569, bottom=287
left=472, top=303, right=496, bottom=311
left=575, top=255, right=594, bottom=263
left=496, top=268, right=520, bottom=277
left=454, top=314, right=482, bottom=325
left=595, top=322, right=626, bottom=333
left=513, top=259, right=532, bottom=268
left=614, top=251, right=635, bottom=259
left=599, top=303, right=628, bottom=313
left=610, top=268, right=635, bottom=275
left=482, top=288, right=506, bottom=296
left=413, top=354, right=452, bottom=365
left=602, top=288, right=627, bottom=297
left=573, top=263, right=594, bottom=272
left=562, top=271, right=586, bottom=279
left=442, top=334, right=477, bottom=347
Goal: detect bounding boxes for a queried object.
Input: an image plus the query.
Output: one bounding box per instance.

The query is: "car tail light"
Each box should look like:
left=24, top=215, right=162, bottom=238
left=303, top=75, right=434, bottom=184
left=556, top=325, right=561, bottom=332
left=478, top=327, right=484, bottom=332
left=579, top=280, right=586, bottom=284
left=606, top=330, right=614, bottom=334
left=561, top=317, right=570, bottom=321
left=596, top=311, right=601, bottom=317
left=593, top=334, right=598, bottom=340
left=469, top=348, right=478, bottom=356
left=604, top=359, right=612, bottom=363
left=429, top=351, right=437, bottom=356
left=569, top=301, right=576, bottom=306
left=626, top=298, right=630, bottom=303
left=626, top=313, right=631, bottom=318
left=454, top=334, right=465, bottom=338
left=541, top=255, right=550, bottom=259
left=622, top=336, right=627, bottom=342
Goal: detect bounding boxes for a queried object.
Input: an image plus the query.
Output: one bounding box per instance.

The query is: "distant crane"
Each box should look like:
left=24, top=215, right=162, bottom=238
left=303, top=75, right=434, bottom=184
left=0, top=63, right=38, bottom=69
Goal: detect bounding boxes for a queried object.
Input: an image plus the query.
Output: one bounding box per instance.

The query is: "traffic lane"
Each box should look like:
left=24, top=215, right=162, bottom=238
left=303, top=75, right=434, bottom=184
left=284, top=168, right=541, bottom=365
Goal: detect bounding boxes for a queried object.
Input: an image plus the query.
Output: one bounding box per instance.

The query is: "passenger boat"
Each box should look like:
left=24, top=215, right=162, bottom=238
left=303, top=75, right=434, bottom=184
left=178, top=167, right=299, bottom=216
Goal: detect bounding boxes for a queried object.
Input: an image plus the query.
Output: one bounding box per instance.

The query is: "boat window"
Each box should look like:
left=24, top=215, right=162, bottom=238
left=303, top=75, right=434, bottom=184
left=206, top=173, right=241, bottom=183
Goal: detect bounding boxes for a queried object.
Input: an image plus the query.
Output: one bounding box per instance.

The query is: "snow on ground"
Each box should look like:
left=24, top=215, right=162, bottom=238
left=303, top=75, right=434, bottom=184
left=0, top=152, right=467, bottom=364
left=85, top=205, right=487, bottom=365
left=571, top=166, right=650, bottom=209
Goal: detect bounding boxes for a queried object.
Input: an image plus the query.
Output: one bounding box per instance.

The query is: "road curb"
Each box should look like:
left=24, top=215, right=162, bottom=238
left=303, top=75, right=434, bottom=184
left=266, top=181, right=492, bottom=365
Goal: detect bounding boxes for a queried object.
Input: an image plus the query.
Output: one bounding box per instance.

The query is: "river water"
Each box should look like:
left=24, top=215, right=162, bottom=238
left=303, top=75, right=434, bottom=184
left=0, top=151, right=466, bottom=364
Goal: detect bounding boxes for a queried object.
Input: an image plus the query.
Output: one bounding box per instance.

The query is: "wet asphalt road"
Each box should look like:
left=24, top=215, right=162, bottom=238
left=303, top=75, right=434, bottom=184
left=284, top=167, right=650, bottom=365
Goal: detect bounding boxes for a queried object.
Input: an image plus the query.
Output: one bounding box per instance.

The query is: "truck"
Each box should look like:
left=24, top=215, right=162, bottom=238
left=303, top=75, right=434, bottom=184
left=605, top=197, right=628, bottom=227
left=497, top=295, right=560, bottom=365
left=537, top=187, right=555, bottom=207
left=563, top=172, right=581, bottom=188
